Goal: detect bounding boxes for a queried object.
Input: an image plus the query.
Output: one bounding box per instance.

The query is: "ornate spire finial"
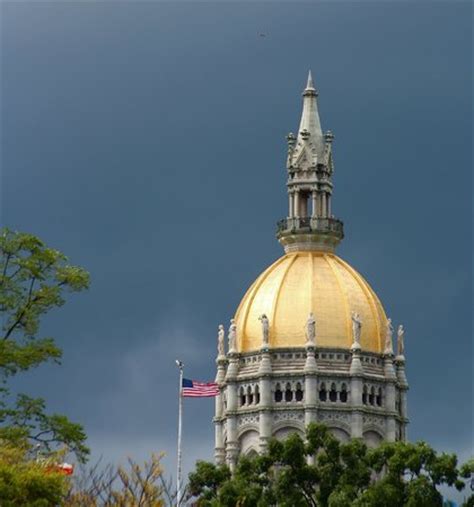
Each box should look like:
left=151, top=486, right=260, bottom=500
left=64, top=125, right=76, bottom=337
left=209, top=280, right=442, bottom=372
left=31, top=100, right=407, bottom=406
left=306, top=70, right=315, bottom=90
left=277, top=72, right=344, bottom=253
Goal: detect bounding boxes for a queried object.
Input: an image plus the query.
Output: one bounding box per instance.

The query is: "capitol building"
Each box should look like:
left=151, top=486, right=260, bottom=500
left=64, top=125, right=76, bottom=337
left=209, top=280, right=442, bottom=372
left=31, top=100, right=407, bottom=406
left=214, top=73, right=409, bottom=468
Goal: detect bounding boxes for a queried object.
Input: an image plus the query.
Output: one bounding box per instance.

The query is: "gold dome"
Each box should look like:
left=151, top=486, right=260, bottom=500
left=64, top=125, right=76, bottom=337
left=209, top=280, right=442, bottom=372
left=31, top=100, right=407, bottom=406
left=235, top=251, right=387, bottom=354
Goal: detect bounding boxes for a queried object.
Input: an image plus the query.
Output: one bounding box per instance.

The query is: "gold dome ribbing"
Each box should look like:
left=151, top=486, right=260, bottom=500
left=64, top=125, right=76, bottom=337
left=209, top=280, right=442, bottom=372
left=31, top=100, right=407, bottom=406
left=235, top=252, right=387, bottom=354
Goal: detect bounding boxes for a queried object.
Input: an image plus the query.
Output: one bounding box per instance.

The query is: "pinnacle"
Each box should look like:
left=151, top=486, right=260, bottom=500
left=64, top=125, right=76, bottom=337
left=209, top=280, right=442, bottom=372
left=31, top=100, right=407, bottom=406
left=306, top=70, right=315, bottom=90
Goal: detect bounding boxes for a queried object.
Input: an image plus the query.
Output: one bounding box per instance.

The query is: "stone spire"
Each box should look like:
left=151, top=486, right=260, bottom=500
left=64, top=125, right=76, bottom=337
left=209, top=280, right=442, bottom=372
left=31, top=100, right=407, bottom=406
left=278, top=71, right=343, bottom=253
left=293, top=71, right=324, bottom=164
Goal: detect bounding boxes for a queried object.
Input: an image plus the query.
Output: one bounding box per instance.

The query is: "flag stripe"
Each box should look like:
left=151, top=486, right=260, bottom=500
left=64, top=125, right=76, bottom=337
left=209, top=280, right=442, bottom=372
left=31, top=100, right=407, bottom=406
left=182, top=378, right=219, bottom=397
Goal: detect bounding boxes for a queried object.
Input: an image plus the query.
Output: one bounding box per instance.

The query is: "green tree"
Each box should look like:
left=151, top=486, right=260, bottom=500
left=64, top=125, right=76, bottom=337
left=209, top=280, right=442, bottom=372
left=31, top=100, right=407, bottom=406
left=0, top=228, right=90, bottom=462
left=187, top=423, right=471, bottom=507
left=0, top=441, right=68, bottom=506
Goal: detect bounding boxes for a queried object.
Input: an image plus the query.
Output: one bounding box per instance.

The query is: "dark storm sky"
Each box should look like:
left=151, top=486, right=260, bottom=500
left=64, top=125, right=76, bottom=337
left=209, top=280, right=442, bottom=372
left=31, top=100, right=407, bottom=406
left=1, top=0, right=472, bottom=482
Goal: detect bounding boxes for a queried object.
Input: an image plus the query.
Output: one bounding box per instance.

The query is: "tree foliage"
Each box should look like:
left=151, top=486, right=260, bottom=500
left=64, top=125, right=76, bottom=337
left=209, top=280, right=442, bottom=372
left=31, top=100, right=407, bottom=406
left=0, top=228, right=90, bottom=462
left=187, top=423, right=473, bottom=507
left=64, top=453, right=169, bottom=506
left=0, top=440, right=68, bottom=506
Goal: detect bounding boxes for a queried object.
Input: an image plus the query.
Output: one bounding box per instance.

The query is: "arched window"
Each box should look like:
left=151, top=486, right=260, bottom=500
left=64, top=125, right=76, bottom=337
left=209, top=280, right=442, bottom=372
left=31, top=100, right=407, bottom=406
left=255, top=385, right=260, bottom=405
left=275, top=383, right=282, bottom=403
left=247, top=386, right=253, bottom=405
left=362, top=385, right=368, bottom=405
left=369, top=386, right=375, bottom=406
left=295, top=382, right=304, bottom=402
left=329, top=383, right=337, bottom=402
left=285, top=383, right=293, bottom=402
left=240, top=387, right=246, bottom=407
left=376, top=387, right=382, bottom=407
left=319, top=382, right=327, bottom=402
left=340, top=383, right=348, bottom=403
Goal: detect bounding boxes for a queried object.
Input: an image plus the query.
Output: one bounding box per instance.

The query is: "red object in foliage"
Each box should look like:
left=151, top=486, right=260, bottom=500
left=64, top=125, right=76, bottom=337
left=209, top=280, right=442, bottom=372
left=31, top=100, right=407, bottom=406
left=45, top=463, right=74, bottom=475
left=57, top=463, right=74, bottom=475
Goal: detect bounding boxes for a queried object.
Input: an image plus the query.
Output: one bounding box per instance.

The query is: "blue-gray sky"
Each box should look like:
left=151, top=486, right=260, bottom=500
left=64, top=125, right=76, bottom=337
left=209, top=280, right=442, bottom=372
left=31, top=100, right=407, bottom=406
left=1, top=0, right=472, bottom=492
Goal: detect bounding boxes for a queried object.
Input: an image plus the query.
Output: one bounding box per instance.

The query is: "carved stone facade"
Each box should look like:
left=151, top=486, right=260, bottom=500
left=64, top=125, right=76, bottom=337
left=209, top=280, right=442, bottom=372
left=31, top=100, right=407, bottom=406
left=214, top=346, right=409, bottom=467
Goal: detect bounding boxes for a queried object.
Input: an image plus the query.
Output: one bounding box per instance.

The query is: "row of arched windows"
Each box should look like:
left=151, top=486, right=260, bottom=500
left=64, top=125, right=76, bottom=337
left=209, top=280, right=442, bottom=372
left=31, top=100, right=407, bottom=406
left=319, top=382, right=348, bottom=403
left=274, top=382, right=304, bottom=403
left=236, top=382, right=384, bottom=407
left=239, top=385, right=260, bottom=406
left=362, top=385, right=383, bottom=406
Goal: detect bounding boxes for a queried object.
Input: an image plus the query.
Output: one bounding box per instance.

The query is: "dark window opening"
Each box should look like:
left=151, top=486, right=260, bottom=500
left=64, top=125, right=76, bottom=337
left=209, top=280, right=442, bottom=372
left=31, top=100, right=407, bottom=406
left=295, top=385, right=304, bottom=402
left=340, top=385, right=348, bottom=403
left=319, top=385, right=327, bottom=402
left=376, top=389, right=382, bottom=407
left=275, top=389, right=282, bottom=403
left=369, top=388, right=375, bottom=406
left=362, top=386, right=368, bottom=405
left=329, top=385, right=337, bottom=402
left=285, top=388, right=293, bottom=402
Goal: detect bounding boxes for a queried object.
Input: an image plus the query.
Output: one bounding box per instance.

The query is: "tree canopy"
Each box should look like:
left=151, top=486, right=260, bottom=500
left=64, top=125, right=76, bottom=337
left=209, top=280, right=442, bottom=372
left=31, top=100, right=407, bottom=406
left=188, top=423, right=473, bottom=507
left=0, top=228, right=90, bottom=462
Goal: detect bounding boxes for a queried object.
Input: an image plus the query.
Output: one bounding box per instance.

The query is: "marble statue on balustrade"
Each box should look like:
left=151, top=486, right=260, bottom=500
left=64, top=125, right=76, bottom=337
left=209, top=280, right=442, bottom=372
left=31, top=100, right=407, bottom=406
left=258, top=314, right=270, bottom=346
left=351, top=311, right=362, bottom=350
left=385, top=318, right=394, bottom=355
left=217, top=324, right=225, bottom=357
left=305, top=312, right=316, bottom=346
left=397, top=324, right=405, bottom=358
left=228, top=319, right=237, bottom=353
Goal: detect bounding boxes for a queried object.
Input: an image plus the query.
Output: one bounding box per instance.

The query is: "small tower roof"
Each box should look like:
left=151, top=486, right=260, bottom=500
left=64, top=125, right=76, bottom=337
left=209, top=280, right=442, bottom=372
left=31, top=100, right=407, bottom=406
left=292, top=71, right=325, bottom=164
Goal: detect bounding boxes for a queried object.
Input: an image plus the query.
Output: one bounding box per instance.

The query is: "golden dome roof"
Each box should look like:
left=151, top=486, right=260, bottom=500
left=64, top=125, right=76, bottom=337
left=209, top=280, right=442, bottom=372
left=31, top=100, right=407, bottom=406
left=235, top=251, right=387, bottom=354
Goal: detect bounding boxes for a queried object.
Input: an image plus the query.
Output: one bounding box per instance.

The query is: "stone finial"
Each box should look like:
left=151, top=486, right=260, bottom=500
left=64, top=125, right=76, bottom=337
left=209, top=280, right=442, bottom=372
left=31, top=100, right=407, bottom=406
left=351, top=312, right=362, bottom=350
left=397, top=324, right=405, bottom=358
left=258, top=314, right=270, bottom=347
left=217, top=324, right=225, bottom=357
left=228, top=318, right=237, bottom=353
left=384, top=318, right=394, bottom=355
left=305, top=312, right=316, bottom=346
left=324, top=130, right=334, bottom=143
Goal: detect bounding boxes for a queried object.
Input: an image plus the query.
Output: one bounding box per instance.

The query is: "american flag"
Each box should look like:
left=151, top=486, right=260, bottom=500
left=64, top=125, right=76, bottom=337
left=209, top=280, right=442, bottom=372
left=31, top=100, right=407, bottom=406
left=182, top=378, right=219, bottom=398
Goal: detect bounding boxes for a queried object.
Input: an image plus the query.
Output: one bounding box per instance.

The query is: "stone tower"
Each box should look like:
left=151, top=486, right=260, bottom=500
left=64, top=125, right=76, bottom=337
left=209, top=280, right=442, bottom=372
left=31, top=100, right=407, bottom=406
left=214, top=72, right=409, bottom=469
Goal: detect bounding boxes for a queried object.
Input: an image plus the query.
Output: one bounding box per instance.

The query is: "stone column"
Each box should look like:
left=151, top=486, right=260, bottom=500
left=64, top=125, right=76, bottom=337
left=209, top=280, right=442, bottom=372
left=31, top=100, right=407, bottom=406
left=258, top=346, right=272, bottom=453
left=294, top=191, right=300, bottom=218
left=288, top=191, right=294, bottom=218
left=384, top=353, right=397, bottom=442
left=225, top=354, right=239, bottom=470
left=311, top=191, right=317, bottom=218
left=349, top=346, right=364, bottom=438
left=304, top=344, right=318, bottom=427
left=214, top=355, right=227, bottom=463
left=321, top=193, right=327, bottom=218
left=327, top=194, right=332, bottom=217
left=396, top=357, right=409, bottom=441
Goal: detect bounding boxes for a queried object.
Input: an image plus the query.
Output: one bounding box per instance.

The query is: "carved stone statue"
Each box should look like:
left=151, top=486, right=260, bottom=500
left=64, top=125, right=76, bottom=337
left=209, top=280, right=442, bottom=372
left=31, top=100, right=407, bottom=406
left=305, top=312, right=316, bottom=345
left=397, top=324, right=405, bottom=357
left=228, top=319, right=237, bottom=352
left=351, top=312, right=362, bottom=349
left=217, top=324, right=225, bottom=357
left=385, top=318, right=394, bottom=354
left=258, top=314, right=270, bottom=346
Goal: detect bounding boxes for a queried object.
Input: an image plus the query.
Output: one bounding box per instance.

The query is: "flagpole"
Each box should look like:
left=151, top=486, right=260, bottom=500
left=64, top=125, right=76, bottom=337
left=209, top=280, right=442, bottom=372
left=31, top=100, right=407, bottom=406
left=175, top=359, right=184, bottom=507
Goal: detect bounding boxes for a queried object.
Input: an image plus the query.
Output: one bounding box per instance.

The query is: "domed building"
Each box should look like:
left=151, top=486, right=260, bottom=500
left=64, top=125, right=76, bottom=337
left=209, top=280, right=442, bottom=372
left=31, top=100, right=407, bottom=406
left=214, top=72, right=408, bottom=468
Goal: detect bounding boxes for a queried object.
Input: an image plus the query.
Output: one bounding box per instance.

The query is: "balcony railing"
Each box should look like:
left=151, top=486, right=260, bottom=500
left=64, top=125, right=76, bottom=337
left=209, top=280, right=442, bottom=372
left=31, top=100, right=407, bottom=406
left=277, top=217, right=344, bottom=236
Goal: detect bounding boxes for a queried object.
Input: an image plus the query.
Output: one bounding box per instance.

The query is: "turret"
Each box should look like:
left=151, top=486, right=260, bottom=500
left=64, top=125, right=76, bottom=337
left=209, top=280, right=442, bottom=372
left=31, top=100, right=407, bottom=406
left=277, top=71, right=343, bottom=253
